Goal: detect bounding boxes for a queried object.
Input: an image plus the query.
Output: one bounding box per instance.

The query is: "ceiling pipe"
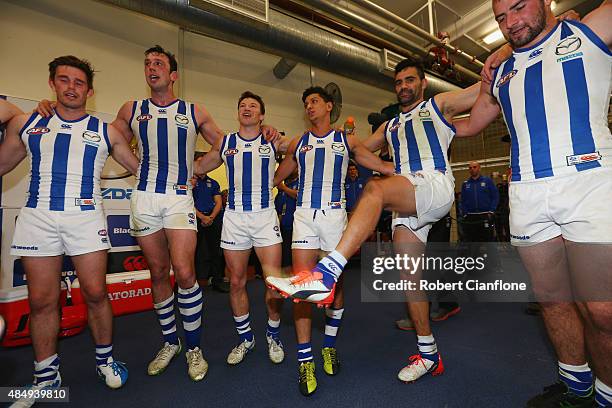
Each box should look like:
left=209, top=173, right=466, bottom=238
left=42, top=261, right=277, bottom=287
left=351, top=0, right=485, bottom=69
left=297, top=0, right=481, bottom=82
left=97, top=0, right=463, bottom=94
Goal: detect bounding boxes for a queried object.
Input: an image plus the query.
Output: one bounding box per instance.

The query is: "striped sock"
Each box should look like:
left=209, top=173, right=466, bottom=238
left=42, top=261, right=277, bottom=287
left=266, top=318, right=280, bottom=341
left=595, top=378, right=612, bottom=407
left=323, top=308, right=344, bottom=348
left=95, top=344, right=113, bottom=366
left=320, top=251, right=347, bottom=280
left=234, top=313, right=254, bottom=343
left=178, top=282, right=203, bottom=351
left=297, top=342, right=313, bottom=363
left=417, top=334, right=439, bottom=363
left=33, top=354, right=60, bottom=385
left=559, top=362, right=593, bottom=397
left=154, top=294, right=179, bottom=345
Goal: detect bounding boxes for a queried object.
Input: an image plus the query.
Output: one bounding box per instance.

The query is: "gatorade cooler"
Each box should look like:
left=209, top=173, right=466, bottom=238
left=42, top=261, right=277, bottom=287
left=72, top=270, right=174, bottom=316
left=0, top=286, right=87, bottom=348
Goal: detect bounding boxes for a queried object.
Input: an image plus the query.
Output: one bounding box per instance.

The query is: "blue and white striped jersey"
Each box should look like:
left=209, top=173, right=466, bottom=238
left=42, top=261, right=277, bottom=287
left=19, top=112, right=111, bottom=211
left=221, top=132, right=276, bottom=212
left=295, top=129, right=350, bottom=210
left=129, top=99, right=199, bottom=195
left=385, top=98, right=455, bottom=179
left=492, top=21, right=612, bottom=182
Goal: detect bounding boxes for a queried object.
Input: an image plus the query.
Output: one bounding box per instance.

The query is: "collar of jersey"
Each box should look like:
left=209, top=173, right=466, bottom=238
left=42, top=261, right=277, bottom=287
left=514, top=22, right=560, bottom=54
left=236, top=131, right=263, bottom=142
left=148, top=98, right=179, bottom=108
left=55, top=111, right=89, bottom=123
left=399, top=99, right=427, bottom=117
left=309, top=128, right=335, bottom=138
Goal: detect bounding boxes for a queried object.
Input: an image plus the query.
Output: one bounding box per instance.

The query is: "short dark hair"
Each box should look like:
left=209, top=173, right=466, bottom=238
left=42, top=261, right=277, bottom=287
left=394, top=58, right=425, bottom=80
left=145, top=45, right=178, bottom=73
left=302, top=86, right=333, bottom=105
left=238, top=91, right=265, bottom=115
left=49, top=55, right=95, bottom=89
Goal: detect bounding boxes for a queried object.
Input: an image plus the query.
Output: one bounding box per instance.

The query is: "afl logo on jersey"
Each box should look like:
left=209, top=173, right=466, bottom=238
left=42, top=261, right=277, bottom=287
left=555, top=36, right=581, bottom=55
left=418, top=109, right=431, bottom=118
left=300, top=145, right=313, bottom=153
left=258, top=145, right=271, bottom=154
left=82, top=131, right=101, bottom=143
left=175, top=114, right=189, bottom=126
left=224, top=148, right=239, bottom=156
left=331, top=142, right=345, bottom=153
left=26, top=127, right=50, bottom=135
left=496, top=69, right=517, bottom=88
left=136, top=114, right=153, bottom=122
left=388, top=123, right=401, bottom=132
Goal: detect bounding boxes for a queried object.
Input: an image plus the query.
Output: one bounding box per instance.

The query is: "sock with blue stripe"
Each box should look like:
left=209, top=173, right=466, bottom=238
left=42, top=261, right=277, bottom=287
left=234, top=313, right=254, bottom=344
left=323, top=308, right=344, bottom=348
left=317, top=251, right=347, bottom=288
left=154, top=294, right=179, bottom=345
left=595, top=378, right=612, bottom=407
left=95, top=344, right=113, bottom=366
left=297, top=342, right=313, bottom=363
left=417, top=334, right=439, bottom=363
left=266, top=318, right=280, bottom=341
left=178, top=282, right=203, bottom=351
left=559, top=362, right=593, bottom=397
left=33, top=354, right=60, bottom=385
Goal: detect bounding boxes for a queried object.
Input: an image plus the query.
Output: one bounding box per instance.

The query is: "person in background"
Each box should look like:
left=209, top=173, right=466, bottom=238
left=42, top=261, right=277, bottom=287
left=460, top=161, right=499, bottom=243
left=344, top=162, right=365, bottom=215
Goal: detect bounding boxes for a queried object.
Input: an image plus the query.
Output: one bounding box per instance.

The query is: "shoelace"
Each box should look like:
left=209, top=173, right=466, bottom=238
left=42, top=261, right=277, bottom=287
left=299, top=363, right=315, bottom=383
left=270, top=337, right=283, bottom=350
left=187, top=350, right=202, bottom=365
left=156, top=344, right=176, bottom=360
left=107, top=361, right=127, bottom=376
left=323, top=348, right=338, bottom=365
left=290, top=271, right=323, bottom=287
left=407, top=354, right=428, bottom=369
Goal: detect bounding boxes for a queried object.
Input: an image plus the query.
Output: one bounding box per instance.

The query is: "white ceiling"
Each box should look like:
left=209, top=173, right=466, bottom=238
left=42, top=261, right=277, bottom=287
left=366, top=0, right=600, bottom=60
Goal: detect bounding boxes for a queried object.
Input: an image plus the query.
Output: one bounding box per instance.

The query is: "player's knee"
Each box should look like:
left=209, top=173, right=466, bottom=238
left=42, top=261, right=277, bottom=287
left=82, top=286, right=108, bottom=306
left=585, top=302, right=612, bottom=334
left=229, top=272, right=246, bottom=289
left=28, top=293, right=58, bottom=314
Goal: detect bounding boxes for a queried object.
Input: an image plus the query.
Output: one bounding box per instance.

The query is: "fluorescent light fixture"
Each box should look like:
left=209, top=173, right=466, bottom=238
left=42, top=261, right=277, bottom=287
left=483, top=29, right=504, bottom=44
left=551, top=0, right=557, bottom=11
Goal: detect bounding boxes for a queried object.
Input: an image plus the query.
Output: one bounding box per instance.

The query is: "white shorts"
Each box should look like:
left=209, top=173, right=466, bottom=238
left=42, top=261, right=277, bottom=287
left=509, top=168, right=612, bottom=245
left=392, top=171, right=455, bottom=243
left=221, top=209, right=282, bottom=250
left=10, top=207, right=110, bottom=256
left=129, top=190, right=197, bottom=237
left=292, top=208, right=347, bottom=252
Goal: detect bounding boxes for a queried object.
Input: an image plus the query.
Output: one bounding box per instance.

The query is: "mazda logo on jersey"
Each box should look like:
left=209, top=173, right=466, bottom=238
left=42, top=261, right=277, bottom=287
left=175, top=114, right=189, bottom=125
left=259, top=145, right=271, bottom=154
left=496, top=69, right=518, bottom=88
left=555, top=36, right=581, bottom=55
left=26, top=127, right=50, bottom=135
left=107, top=215, right=138, bottom=247
left=224, top=148, right=239, bottom=156
left=300, top=145, right=313, bottom=153
left=331, top=142, right=345, bottom=153
left=82, top=131, right=101, bottom=143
